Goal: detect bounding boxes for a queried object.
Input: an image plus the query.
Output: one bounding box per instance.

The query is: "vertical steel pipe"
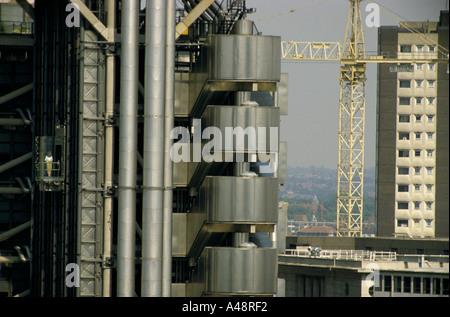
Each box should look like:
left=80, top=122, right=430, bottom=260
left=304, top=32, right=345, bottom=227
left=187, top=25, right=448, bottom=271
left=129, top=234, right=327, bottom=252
left=142, top=0, right=167, bottom=297
left=117, top=0, right=139, bottom=297
left=103, top=0, right=115, bottom=297
left=162, top=0, right=175, bottom=297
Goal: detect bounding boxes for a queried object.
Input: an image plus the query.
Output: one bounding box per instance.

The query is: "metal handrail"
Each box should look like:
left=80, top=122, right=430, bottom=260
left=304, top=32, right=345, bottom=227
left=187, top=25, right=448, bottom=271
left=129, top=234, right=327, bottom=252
left=282, top=249, right=397, bottom=261
left=0, top=21, right=34, bottom=35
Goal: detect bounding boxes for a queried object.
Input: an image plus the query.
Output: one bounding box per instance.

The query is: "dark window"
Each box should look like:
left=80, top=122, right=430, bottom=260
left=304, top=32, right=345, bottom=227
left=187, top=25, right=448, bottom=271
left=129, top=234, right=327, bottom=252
left=398, top=150, right=409, bottom=157
left=399, top=98, right=411, bottom=106
left=398, top=184, right=409, bottom=192
left=401, top=45, right=411, bottom=52
left=399, top=132, right=409, bottom=140
left=398, top=167, right=409, bottom=175
left=397, top=219, right=408, bottom=227
left=397, top=203, right=409, bottom=210
left=384, top=276, right=392, bottom=292
left=399, top=80, right=411, bottom=88
left=399, top=114, right=410, bottom=122
left=433, top=278, right=441, bottom=295
left=423, top=278, right=431, bottom=294
left=394, top=276, right=402, bottom=292
left=443, top=279, right=449, bottom=295
left=413, top=277, right=421, bottom=294
left=403, top=276, right=411, bottom=293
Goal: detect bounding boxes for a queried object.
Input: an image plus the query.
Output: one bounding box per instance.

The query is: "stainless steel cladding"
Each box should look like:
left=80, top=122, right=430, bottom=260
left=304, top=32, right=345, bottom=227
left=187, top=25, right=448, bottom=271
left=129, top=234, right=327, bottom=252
left=278, top=73, right=289, bottom=115
left=201, top=247, right=278, bottom=295
left=117, top=0, right=139, bottom=297
left=174, top=72, right=191, bottom=116
left=207, top=34, right=281, bottom=82
left=230, top=19, right=254, bottom=35
left=196, top=176, right=279, bottom=223
left=202, top=105, right=280, bottom=153
left=278, top=141, right=288, bottom=185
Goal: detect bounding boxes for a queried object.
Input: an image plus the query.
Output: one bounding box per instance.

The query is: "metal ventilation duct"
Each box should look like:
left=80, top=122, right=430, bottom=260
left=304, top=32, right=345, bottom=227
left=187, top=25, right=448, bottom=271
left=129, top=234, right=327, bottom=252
left=117, top=0, right=139, bottom=297
left=142, top=0, right=167, bottom=297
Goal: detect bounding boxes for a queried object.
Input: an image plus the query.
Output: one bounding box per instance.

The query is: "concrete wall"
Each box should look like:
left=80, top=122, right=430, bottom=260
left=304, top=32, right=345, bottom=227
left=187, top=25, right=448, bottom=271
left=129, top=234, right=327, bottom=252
left=279, top=265, right=363, bottom=297
left=436, top=11, right=449, bottom=238
left=376, top=26, right=398, bottom=237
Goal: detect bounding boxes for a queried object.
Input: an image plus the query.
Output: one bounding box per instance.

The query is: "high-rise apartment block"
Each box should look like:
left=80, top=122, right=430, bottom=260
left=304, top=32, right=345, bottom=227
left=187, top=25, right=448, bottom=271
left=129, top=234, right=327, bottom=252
left=376, top=11, right=449, bottom=238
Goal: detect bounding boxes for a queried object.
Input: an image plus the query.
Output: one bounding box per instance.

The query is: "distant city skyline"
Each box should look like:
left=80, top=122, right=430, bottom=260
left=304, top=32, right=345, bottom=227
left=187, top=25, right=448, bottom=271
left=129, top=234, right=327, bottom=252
left=247, top=0, right=448, bottom=168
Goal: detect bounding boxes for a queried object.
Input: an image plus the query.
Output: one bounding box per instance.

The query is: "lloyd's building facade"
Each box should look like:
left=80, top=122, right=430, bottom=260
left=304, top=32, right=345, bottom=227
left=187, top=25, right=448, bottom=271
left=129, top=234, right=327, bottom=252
left=0, top=0, right=288, bottom=297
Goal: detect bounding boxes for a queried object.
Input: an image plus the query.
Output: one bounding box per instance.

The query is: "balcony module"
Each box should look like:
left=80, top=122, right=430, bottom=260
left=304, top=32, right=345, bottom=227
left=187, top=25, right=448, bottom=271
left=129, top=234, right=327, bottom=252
left=201, top=247, right=278, bottom=296
left=175, top=33, right=282, bottom=118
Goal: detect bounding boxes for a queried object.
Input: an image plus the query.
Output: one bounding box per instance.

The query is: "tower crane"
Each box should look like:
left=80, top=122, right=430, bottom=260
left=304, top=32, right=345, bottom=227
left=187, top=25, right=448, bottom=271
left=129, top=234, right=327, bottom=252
left=280, top=0, right=449, bottom=237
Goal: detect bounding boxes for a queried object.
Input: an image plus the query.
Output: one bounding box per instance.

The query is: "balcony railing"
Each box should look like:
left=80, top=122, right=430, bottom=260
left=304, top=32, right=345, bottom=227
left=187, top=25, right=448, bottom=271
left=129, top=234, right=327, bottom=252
left=283, top=249, right=397, bottom=261
left=0, top=21, right=34, bottom=35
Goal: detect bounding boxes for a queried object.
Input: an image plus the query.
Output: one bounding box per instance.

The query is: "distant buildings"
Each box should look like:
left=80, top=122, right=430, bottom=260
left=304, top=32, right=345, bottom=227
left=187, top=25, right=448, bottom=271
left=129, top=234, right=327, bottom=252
left=376, top=11, right=449, bottom=238
left=280, top=236, right=449, bottom=297
left=297, top=225, right=336, bottom=237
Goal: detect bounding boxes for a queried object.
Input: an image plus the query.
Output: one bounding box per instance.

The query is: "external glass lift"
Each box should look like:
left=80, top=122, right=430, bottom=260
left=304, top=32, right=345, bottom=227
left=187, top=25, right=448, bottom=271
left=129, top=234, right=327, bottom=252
left=34, top=130, right=65, bottom=191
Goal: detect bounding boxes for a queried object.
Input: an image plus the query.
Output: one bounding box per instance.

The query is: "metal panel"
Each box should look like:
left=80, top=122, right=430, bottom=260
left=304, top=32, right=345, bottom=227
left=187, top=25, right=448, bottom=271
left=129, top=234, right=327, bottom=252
left=207, top=34, right=281, bottom=82
left=172, top=213, right=187, bottom=257
left=174, top=72, right=191, bottom=117
left=201, top=247, right=278, bottom=295
left=278, top=73, right=289, bottom=115
left=173, top=158, right=199, bottom=187
left=197, top=176, right=279, bottom=223
left=278, top=141, right=287, bottom=185
left=202, top=105, right=280, bottom=154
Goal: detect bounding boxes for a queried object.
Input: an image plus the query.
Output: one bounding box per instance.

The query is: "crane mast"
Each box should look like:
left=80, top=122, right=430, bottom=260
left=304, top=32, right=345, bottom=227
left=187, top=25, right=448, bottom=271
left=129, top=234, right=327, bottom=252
left=337, top=0, right=366, bottom=237
left=280, top=1, right=448, bottom=237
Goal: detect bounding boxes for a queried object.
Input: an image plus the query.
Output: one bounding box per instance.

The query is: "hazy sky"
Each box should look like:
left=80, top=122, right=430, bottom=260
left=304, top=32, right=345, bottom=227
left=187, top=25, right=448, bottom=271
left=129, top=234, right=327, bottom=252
left=246, top=0, right=448, bottom=169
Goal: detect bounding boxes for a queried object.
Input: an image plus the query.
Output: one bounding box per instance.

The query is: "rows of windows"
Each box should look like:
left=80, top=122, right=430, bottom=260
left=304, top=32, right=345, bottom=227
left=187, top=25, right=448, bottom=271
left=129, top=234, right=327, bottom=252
left=400, top=44, right=437, bottom=53
left=397, top=166, right=434, bottom=175
left=399, top=114, right=434, bottom=123
left=399, top=132, right=434, bottom=141
left=399, top=79, right=436, bottom=88
left=397, top=218, right=433, bottom=228
left=398, top=149, right=434, bottom=158
left=393, top=62, right=436, bottom=72
left=397, top=184, right=434, bottom=193
left=376, top=275, right=448, bottom=296
left=399, top=97, right=435, bottom=106
left=398, top=131, right=434, bottom=140
left=397, top=201, right=434, bottom=211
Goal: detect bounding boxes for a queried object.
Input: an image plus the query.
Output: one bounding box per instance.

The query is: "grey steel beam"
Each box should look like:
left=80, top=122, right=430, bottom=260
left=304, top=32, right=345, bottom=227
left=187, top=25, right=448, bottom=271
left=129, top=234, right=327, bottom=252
left=175, top=0, right=215, bottom=39
left=0, top=152, right=32, bottom=174
left=69, top=0, right=114, bottom=42
left=16, top=0, right=35, bottom=20
left=0, top=83, right=33, bottom=106
left=0, top=187, right=27, bottom=194
left=0, top=221, right=31, bottom=242
left=0, top=256, right=21, bottom=264
left=103, top=0, right=116, bottom=297
left=0, top=118, right=29, bottom=126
